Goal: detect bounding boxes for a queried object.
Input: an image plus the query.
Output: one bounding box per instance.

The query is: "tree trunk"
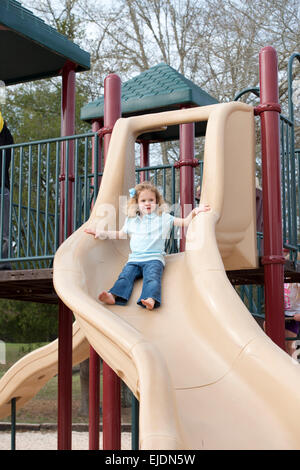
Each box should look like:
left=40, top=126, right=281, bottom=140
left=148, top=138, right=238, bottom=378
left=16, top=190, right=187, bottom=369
left=78, top=358, right=89, bottom=416
left=121, top=381, right=132, bottom=408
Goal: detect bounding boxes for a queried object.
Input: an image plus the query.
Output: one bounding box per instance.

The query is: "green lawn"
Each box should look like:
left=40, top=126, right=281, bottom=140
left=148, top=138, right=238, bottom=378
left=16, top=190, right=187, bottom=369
left=0, top=343, right=98, bottom=423
left=0, top=342, right=46, bottom=372
left=0, top=343, right=133, bottom=425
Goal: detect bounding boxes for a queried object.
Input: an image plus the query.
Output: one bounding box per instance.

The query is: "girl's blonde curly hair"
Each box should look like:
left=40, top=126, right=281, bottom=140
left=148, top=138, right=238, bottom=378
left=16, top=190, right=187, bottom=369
left=127, top=181, right=169, bottom=217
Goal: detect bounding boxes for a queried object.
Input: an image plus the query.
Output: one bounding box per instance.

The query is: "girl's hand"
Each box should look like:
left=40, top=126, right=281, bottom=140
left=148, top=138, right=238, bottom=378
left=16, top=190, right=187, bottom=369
left=84, top=227, right=108, bottom=239
left=174, top=204, right=211, bottom=227
left=84, top=227, right=96, bottom=236
left=96, top=230, right=109, bottom=240
left=193, top=204, right=211, bottom=216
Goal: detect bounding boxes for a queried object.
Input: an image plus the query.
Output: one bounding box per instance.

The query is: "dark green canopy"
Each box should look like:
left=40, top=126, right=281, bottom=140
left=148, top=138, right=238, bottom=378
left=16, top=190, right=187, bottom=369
left=81, top=63, right=218, bottom=141
left=0, top=0, right=90, bottom=85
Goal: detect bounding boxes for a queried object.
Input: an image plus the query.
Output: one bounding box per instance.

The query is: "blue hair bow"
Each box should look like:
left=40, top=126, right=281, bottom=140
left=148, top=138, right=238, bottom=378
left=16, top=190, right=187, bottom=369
left=129, top=187, right=136, bottom=198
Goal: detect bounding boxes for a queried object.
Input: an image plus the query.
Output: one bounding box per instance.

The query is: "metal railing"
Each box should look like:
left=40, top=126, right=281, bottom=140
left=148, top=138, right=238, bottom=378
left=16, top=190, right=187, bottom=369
left=0, top=132, right=98, bottom=268
left=232, top=52, right=299, bottom=326
left=281, top=117, right=299, bottom=262
left=0, top=84, right=298, bottom=332
left=0, top=132, right=298, bottom=270
left=0, top=134, right=205, bottom=268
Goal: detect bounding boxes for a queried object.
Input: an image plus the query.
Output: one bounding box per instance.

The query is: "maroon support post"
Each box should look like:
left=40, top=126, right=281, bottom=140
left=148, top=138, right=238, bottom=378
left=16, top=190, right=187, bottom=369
left=102, top=74, right=122, bottom=450
left=103, top=74, right=121, bottom=159
left=178, top=118, right=196, bottom=251
left=258, top=46, right=285, bottom=350
left=140, top=141, right=149, bottom=182
left=88, top=120, right=103, bottom=450
left=89, top=346, right=100, bottom=449
left=58, top=62, right=76, bottom=450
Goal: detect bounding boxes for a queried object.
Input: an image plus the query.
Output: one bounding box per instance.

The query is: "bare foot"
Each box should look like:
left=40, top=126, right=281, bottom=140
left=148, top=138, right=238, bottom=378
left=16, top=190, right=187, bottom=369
left=141, top=298, right=155, bottom=310
left=98, top=291, right=116, bottom=305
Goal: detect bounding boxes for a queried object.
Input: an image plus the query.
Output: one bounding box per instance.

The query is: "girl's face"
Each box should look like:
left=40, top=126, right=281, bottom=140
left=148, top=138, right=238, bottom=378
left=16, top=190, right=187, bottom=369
left=138, top=189, right=157, bottom=216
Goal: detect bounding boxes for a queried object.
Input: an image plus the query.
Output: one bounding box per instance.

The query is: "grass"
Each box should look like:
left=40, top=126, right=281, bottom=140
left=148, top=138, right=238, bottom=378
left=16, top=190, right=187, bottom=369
left=0, top=342, right=45, bottom=369
left=0, top=343, right=96, bottom=424
left=0, top=343, right=131, bottom=425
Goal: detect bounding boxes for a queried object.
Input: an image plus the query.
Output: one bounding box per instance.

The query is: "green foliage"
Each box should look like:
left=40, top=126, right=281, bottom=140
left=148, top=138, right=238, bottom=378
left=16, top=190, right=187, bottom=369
left=0, top=1, right=92, bottom=359
left=0, top=299, right=58, bottom=343
left=0, top=342, right=46, bottom=371
left=4, top=79, right=90, bottom=144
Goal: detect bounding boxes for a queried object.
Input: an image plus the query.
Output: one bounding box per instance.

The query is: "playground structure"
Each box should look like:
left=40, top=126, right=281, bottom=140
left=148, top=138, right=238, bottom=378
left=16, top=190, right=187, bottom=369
left=53, top=98, right=300, bottom=449
left=0, top=1, right=300, bottom=451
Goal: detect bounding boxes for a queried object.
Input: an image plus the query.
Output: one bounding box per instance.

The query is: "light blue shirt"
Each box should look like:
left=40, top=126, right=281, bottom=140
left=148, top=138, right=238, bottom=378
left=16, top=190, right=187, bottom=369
left=122, top=212, right=175, bottom=265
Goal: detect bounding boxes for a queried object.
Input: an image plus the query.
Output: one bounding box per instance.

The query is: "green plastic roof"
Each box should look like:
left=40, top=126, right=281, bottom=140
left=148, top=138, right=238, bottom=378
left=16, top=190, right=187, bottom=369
left=81, top=63, right=218, bottom=141
left=0, top=0, right=90, bottom=85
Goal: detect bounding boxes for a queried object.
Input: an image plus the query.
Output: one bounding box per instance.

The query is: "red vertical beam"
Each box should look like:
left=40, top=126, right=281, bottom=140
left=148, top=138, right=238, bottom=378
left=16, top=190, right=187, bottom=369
left=179, top=118, right=195, bottom=252
left=140, top=141, right=149, bottom=182
left=57, top=303, right=73, bottom=450
left=89, top=346, right=100, bottom=449
left=58, top=62, right=76, bottom=450
left=258, top=46, right=285, bottom=350
left=89, top=119, right=103, bottom=450
left=102, top=74, right=122, bottom=450
left=103, top=74, right=121, bottom=162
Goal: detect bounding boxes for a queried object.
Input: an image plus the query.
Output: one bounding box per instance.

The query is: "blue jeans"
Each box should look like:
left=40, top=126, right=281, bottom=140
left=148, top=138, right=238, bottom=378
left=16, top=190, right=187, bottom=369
left=109, top=260, right=164, bottom=308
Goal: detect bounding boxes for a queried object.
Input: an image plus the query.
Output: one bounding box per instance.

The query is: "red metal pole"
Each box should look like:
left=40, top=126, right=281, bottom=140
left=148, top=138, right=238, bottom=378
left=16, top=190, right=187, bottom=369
left=103, top=74, right=121, bottom=161
left=58, top=62, right=76, bottom=450
left=258, top=46, right=285, bottom=350
left=102, top=74, right=122, bottom=450
left=140, top=140, right=149, bottom=182
left=88, top=119, right=102, bottom=450
left=89, top=346, right=100, bottom=449
left=57, top=303, right=73, bottom=449
left=179, top=118, right=195, bottom=251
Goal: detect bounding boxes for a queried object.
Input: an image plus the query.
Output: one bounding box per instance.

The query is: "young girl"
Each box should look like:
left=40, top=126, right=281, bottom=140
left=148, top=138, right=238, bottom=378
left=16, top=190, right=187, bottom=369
left=85, top=182, right=210, bottom=310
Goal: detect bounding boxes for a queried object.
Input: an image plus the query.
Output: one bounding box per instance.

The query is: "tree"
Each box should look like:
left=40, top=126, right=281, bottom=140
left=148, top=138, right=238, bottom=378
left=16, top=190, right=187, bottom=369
left=0, top=2, right=93, bottom=411
left=22, top=0, right=299, bottom=150
left=14, top=0, right=300, bottom=416
left=0, top=298, right=58, bottom=343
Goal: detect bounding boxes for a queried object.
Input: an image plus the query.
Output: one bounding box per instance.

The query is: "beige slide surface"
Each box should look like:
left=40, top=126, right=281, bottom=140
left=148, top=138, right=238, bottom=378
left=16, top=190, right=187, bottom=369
left=1, top=103, right=300, bottom=449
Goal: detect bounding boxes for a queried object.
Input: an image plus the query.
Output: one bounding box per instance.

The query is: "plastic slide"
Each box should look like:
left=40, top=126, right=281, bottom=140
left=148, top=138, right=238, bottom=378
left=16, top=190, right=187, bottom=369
left=1, top=103, right=300, bottom=449
left=0, top=322, right=89, bottom=420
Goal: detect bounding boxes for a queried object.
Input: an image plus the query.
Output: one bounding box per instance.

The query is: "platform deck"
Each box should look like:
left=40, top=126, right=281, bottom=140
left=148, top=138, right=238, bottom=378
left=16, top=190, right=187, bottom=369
left=0, top=260, right=299, bottom=304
